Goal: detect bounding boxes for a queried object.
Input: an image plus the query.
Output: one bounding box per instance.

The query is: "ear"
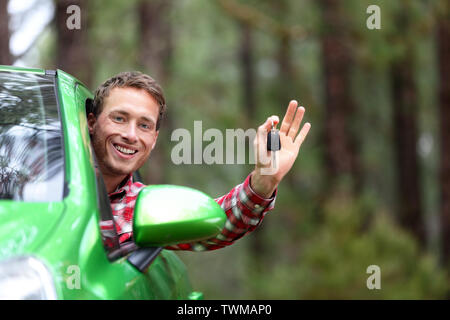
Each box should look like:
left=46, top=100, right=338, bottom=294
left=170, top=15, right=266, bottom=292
left=87, top=113, right=97, bottom=135
left=151, top=130, right=159, bottom=150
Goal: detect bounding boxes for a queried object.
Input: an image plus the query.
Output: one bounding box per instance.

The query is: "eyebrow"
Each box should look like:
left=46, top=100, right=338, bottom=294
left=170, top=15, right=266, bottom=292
left=111, top=109, right=155, bottom=124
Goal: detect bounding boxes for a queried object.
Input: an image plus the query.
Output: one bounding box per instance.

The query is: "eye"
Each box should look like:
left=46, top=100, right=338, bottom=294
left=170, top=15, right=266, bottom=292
left=113, top=116, right=125, bottom=122
left=139, top=123, right=150, bottom=130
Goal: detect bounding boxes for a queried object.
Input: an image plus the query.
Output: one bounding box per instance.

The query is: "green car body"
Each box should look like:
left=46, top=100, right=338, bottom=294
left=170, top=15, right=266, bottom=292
left=0, top=65, right=224, bottom=300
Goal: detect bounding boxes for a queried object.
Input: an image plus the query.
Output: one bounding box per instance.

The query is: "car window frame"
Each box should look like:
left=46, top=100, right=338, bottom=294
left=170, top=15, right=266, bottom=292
left=82, top=95, right=139, bottom=261
left=51, top=70, right=70, bottom=199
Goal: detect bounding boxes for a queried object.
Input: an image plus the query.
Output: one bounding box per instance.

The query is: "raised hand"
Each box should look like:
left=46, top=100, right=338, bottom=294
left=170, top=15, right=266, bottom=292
left=251, top=100, right=311, bottom=198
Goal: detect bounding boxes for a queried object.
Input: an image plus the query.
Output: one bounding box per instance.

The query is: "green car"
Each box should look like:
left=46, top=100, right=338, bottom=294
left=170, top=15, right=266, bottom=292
left=0, top=65, right=226, bottom=300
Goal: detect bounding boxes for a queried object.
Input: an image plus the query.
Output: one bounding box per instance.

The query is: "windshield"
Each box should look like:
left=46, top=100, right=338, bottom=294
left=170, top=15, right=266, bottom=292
left=0, top=71, right=64, bottom=201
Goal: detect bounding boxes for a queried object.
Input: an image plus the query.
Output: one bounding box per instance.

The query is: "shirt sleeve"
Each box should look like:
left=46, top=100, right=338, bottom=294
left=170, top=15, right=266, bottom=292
left=165, top=173, right=277, bottom=251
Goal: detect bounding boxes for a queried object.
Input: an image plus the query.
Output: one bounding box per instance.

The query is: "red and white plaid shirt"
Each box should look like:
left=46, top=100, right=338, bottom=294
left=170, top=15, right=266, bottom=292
left=108, top=174, right=276, bottom=251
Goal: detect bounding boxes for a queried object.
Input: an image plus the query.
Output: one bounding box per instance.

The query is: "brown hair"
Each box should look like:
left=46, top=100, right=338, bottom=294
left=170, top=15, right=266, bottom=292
left=92, top=71, right=166, bottom=130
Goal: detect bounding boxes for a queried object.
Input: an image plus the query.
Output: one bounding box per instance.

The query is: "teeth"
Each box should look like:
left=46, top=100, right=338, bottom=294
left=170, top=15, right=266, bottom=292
left=114, top=145, right=136, bottom=155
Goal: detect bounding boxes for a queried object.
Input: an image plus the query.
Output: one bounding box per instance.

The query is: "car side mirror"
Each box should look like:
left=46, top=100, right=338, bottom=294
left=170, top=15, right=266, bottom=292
left=132, top=185, right=226, bottom=247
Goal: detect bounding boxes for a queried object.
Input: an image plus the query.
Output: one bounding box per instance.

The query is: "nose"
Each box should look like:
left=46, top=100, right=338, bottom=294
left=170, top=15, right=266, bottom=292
left=121, top=122, right=138, bottom=143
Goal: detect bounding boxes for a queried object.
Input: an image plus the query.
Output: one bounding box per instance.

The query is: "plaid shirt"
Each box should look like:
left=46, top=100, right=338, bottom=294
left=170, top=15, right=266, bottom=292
left=108, top=174, right=276, bottom=251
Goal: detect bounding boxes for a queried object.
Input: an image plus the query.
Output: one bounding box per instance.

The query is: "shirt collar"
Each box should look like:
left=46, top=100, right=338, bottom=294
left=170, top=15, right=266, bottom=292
left=108, top=173, right=134, bottom=198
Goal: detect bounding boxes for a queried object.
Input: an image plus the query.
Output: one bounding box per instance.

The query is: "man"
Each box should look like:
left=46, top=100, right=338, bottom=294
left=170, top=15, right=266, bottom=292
left=87, top=71, right=311, bottom=251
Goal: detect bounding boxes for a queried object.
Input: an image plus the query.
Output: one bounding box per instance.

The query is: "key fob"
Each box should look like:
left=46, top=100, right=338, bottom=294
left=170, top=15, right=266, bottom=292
left=267, top=129, right=281, bottom=151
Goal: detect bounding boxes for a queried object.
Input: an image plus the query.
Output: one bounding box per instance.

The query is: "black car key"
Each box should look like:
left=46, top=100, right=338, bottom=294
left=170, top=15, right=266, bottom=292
left=267, top=121, right=281, bottom=151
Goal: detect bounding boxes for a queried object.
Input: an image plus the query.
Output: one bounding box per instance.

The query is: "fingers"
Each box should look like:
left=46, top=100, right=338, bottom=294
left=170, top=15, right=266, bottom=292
left=255, top=115, right=279, bottom=167
left=256, top=101, right=310, bottom=150
left=257, top=115, right=279, bottom=145
left=294, top=122, right=311, bottom=148
left=279, top=100, right=298, bottom=135
left=288, top=106, right=305, bottom=140
left=257, top=115, right=279, bottom=153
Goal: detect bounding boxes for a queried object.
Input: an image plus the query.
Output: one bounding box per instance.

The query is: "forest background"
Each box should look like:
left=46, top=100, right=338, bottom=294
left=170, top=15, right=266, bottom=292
left=1, top=0, right=449, bottom=299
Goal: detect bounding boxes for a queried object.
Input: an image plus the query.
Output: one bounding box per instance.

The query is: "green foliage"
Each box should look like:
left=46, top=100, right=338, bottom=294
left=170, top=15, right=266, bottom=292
left=244, top=194, right=448, bottom=299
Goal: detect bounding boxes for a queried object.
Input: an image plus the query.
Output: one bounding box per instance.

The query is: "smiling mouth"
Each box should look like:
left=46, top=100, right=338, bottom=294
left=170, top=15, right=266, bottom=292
left=113, top=144, right=138, bottom=155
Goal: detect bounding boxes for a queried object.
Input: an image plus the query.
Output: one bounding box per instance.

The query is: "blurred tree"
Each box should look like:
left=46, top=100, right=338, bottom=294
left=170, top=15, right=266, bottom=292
left=137, top=0, right=174, bottom=185
left=217, top=0, right=305, bottom=275
left=390, top=4, right=425, bottom=246
left=319, top=0, right=362, bottom=193
left=138, top=0, right=173, bottom=85
left=239, top=21, right=256, bottom=119
left=272, top=1, right=295, bottom=103
left=437, top=1, right=450, bottom=265
left=0, top=0, right=11, bottom=65
left=55, top=0, right=92, bottom=86
left=237, top=20, right=268, bottom=271
left=217, top=0, right=306, bottom=40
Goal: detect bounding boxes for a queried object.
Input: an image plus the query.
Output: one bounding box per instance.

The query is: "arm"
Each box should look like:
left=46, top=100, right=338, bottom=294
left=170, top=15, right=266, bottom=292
left=165, top=173, right=276, bottom=251
left=166, top=100, right=310, bottom=251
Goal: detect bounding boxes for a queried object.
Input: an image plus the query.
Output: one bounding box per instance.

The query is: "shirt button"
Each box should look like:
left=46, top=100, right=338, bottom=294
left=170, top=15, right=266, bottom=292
left=255, top=204, right=261, bottom=209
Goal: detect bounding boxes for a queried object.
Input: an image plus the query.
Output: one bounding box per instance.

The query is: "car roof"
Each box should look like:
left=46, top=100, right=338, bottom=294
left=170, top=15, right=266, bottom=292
left=0, top=65, right=91, bottom=91
left=0, top=64, right=49, bottom=75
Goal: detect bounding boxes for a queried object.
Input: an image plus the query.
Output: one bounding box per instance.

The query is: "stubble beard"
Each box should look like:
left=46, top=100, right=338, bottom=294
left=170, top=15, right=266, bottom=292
left=91, top=132, right=131, bottom=178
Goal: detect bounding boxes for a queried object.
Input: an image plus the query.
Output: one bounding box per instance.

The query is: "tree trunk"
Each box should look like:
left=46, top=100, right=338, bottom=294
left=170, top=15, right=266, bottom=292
left=278, top=34, right=293, bottom=94
left=238, top=21, right=266, bottom=272
left=389, top=7, right=425, bottom=246
left=138, top=0, right=173, bottom=84
left=319, top=0, right=361, bottom=192
left=0, top=0, right=12, bottom=65
left=55, top=0, right=92, bottom=86
left=437, top=9, right=450, bottom=264
left=240, top=22, right=256, bottom=119
left=391, top=59, right=425, bottom=245
left=137, top=0, right=173, bottom=185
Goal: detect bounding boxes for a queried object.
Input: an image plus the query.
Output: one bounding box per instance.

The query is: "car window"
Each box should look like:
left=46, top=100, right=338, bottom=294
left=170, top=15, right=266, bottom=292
left=0, top=71, right=64, bottom=201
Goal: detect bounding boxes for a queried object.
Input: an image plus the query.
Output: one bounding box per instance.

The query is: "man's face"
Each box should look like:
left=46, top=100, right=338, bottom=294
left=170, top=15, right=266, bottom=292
left=88, top=87, right=160, bottom=178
